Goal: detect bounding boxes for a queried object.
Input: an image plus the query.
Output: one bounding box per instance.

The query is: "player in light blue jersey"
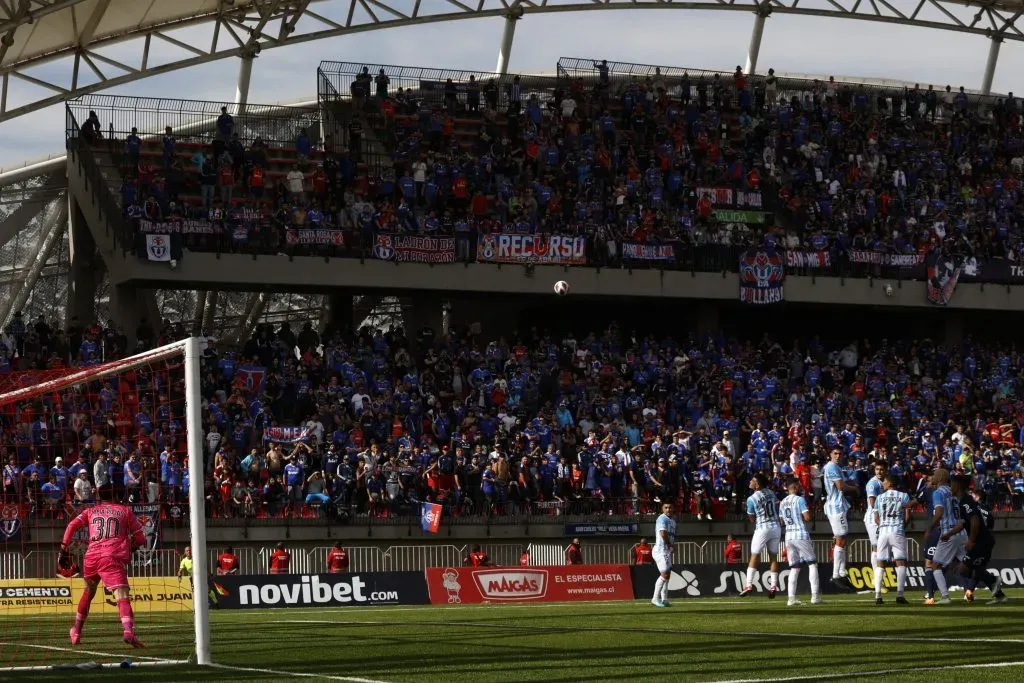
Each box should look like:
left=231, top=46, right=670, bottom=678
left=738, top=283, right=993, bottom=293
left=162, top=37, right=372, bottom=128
left=651, top=502, right=676, bottom=608
left=779, top=479, right=822, bottom=606
left=822, top=449, right=853, bottom=589
left=740, top=474, right=780, bottom=599
left=872, top=474, right=911, bottom=605
left=864, top=461, right=887, bottom=571
left=923, top=468, right=964, bottom=605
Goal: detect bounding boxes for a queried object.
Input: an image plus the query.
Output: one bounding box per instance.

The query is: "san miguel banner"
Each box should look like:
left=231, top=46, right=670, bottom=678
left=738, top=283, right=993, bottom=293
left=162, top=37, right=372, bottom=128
left=622, top=243, right=674, bottom=261
left=847, top=250, right=924, bottom=267
left=696, top=187, right=762, bottom=209
left=425, top=564, right=634, bottom=605
left=138, top=218, right=220, bottom=234
left=476, top=234, right=587, bottom=265
left=785, top=250, right=832, bottom=268
left=210, top=573, right=430, bottom=609
left=738, top=250, right=784, bottom=305
left=285, top=229, right=345, bottom=247
left=373, top=234, right=455, bottom=263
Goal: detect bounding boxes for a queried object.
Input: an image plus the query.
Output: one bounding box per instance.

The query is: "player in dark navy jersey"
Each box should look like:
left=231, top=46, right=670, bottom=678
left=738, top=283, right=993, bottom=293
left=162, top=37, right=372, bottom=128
left=915, top=479, right=941, bottom=602
left=949, top=477, right=1006, bottom=604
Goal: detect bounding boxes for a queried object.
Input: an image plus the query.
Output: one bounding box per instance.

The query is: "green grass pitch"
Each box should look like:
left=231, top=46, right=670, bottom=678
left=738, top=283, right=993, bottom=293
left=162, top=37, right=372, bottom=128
left=0, top=593, right=1022, bottom=682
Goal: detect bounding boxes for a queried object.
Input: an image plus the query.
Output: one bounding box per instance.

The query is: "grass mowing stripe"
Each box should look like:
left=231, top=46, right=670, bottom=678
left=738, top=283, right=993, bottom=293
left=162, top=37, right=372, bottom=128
left=208, top=662, right=391, bottom=683
left=705, top=659, right=1024, bottom=683
left=270, top=617, right=1024, bottom=645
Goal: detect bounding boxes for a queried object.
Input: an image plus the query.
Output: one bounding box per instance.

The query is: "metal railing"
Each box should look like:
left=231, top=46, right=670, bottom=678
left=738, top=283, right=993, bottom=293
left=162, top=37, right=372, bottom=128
left=66, top=109, right=134, bottom=253
left=318, top=61, right=560, bottom=111
left=67, top=95, right=322, bottom=150
left=556, top=56, right=1011, bottom=114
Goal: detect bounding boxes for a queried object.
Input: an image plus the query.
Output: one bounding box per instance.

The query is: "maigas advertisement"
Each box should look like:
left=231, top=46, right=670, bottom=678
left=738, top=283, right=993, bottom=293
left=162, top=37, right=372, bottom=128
left=425, top=565, right=634, bottom=604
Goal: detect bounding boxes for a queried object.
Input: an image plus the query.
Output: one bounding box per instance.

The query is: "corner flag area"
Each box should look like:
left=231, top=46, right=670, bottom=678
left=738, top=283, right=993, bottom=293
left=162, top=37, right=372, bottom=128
left=0, top=593, right=1021, bottom=682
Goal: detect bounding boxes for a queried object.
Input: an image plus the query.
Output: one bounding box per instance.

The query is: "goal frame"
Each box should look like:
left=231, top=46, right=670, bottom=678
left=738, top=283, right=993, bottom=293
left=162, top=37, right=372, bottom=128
left=0, top=336, right=211, bottom=667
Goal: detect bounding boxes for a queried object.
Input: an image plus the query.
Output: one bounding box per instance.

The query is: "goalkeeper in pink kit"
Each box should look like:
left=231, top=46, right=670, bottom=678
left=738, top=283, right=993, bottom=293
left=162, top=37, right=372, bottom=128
left=60, top=501, right=147, bottom=648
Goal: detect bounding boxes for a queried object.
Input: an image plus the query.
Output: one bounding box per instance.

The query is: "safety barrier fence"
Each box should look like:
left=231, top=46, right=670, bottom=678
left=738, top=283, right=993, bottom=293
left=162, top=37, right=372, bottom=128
left=0, top=538, right=915, bottom=580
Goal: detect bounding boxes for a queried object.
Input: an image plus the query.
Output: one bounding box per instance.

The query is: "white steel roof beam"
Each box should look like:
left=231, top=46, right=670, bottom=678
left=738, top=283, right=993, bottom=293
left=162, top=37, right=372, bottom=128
left=0, top=1, right=1023, bottom=123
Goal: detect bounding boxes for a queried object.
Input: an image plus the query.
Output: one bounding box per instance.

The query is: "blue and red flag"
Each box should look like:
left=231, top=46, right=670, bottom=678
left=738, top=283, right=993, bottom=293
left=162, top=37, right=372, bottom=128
left=421, top=503, right=442, bottom=534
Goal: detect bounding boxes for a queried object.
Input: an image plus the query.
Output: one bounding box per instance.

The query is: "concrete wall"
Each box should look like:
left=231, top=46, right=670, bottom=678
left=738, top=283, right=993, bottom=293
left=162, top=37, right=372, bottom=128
left=110, top=251, right=1024, bottom=311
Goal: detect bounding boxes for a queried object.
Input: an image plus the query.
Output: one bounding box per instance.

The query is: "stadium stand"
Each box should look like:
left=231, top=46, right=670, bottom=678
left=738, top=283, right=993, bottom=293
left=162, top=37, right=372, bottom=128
left=4, top=312, right=1024, bottom=524
left=70, top=60, right=1024, bottom=286
left=8, top=57, right=1017, bottom=531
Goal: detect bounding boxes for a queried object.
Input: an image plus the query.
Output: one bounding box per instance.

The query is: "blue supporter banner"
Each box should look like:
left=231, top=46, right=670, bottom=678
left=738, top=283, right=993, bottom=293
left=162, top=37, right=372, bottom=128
left=564, top=523, right=638, bottom=536
left=421, top=503, right=442, bottom=534
left=372, top=234, right=455, bottom=263
left=476, top=233, right=587, bottom=265
left=622, top=243, right=674, bottom=261
left=264, top=426, right=310, bottom=443
left=738, top=250, right=785, bottom=305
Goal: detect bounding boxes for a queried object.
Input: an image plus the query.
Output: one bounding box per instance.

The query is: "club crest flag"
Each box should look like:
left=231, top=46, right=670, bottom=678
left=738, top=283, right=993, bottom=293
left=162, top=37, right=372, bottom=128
left=145, top=234, right=172, bottom=262
left=235, top=364, right=266, bottom=392
left=925, top=248, right=962, bottom=306
left=421, top=502, right=442, bottom=534
left=129, top=503, right=161, bottom=563
left=739, top=250, right=785, bottom=305
left=0, top=503, right=22, bottom=542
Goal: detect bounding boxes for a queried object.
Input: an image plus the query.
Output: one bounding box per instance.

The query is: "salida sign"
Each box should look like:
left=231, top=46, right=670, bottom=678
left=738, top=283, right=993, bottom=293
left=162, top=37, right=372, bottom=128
left=425, top=564, right=634, bottom=605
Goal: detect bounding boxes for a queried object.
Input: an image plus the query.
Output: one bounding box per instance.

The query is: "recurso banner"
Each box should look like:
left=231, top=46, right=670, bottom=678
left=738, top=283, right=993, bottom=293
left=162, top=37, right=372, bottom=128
left=476, top=234, right=587, bottom=265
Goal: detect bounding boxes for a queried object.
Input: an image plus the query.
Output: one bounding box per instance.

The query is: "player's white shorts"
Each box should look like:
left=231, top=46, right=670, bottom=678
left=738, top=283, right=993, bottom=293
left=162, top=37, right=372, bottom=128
left=654, top=551, right=672, bottom=574
left=932, top=532, right=966, bottom=567
left=864, top=517, right=879, bottom=546
left=751, top=528, right=781, bottom=557
left=827, top=511, right=849, bottom=538
left=785, top=538, right=815, bottom=566
left=876, top=531, right=907, bottom=562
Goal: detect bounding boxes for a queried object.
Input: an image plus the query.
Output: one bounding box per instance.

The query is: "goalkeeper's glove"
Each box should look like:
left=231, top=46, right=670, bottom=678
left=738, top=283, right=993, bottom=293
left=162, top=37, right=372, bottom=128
left=57, top=545, right=80, bottom=578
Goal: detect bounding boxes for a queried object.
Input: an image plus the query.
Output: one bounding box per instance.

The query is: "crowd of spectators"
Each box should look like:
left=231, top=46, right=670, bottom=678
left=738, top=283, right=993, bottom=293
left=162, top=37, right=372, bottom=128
left=3, top=312, right=1024, bottom=522
left=93, top=61, right=1024, bottom=276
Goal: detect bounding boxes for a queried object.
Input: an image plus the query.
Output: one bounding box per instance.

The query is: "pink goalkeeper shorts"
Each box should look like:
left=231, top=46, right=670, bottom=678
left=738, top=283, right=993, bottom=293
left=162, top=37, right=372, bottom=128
left=82, top=554, right=129, bottom=591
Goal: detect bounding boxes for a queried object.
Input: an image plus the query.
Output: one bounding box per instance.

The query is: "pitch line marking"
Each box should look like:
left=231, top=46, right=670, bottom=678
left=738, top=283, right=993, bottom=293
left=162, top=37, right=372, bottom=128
left=705, top=659, right=1024, bottom=683
left=271, top=618, right=1024, bottom=646
left=0, top=641, right=186, bottom=663
left=209, top=662, right=391, bottom=683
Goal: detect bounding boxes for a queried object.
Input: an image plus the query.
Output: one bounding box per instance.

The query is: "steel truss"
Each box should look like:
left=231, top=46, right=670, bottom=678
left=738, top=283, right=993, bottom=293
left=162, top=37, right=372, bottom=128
left=0, top=0, right=1021, bottom=123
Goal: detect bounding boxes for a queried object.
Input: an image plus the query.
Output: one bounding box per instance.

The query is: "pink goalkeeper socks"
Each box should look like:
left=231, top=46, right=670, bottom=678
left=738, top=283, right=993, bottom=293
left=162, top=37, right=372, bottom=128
left=74, top=591, right=92, bottom=631
left=117, top=598, right=135, bottom=634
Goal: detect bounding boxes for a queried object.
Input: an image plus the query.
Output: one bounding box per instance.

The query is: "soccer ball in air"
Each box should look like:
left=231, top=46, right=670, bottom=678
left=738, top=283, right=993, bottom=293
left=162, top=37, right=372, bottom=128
left=553, top=280, right=570, bottom=296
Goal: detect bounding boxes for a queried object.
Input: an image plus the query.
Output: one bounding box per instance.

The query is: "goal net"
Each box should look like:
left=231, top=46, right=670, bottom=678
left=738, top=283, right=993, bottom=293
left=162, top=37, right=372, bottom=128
left=0, top=338, right=209, bottom=673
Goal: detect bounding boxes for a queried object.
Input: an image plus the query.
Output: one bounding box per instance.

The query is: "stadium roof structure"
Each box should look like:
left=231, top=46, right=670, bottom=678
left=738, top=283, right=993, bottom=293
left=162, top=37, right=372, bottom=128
left=0, top=0, right=1022, bottom=342
left=0, top=0, right=1022, bottom=125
